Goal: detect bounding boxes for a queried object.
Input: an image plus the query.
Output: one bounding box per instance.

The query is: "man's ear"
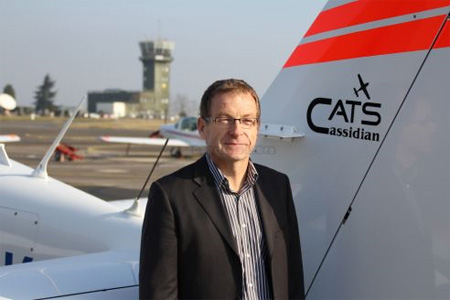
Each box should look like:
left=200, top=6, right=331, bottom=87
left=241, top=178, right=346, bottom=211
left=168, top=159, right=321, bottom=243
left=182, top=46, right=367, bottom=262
left=197, top=117, right=206, bottom=138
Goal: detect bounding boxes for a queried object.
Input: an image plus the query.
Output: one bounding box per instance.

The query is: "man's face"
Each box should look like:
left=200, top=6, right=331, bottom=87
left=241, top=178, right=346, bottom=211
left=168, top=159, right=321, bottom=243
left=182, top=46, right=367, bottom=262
left=198, top=92, right=259, bottom=165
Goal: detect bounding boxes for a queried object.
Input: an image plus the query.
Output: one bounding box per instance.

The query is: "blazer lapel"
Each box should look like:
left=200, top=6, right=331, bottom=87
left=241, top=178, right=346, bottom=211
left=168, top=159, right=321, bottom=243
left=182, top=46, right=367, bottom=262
left=192, top=157, right=239, bottom=256
left=255, top=183, right=281, bottom=259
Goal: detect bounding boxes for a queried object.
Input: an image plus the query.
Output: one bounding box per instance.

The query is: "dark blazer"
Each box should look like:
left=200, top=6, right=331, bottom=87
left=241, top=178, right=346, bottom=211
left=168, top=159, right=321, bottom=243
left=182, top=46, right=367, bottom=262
left=139, top=155, right=304, bottom=300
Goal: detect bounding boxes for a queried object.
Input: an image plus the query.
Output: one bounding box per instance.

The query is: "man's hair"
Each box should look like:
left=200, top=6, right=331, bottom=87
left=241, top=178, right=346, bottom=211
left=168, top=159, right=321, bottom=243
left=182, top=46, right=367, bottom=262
left=200, top=79, right=260, bottom=118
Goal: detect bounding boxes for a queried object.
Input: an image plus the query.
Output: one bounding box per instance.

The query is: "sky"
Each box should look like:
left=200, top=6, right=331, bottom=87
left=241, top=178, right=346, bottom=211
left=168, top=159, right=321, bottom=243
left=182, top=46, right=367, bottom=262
left=0, top=0, right=327, bottom=115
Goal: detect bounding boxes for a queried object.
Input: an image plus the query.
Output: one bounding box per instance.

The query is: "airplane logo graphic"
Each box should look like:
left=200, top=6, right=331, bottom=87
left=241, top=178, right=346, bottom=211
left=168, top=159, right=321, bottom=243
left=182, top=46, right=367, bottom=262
left=353, top=73, right=370, bottom=99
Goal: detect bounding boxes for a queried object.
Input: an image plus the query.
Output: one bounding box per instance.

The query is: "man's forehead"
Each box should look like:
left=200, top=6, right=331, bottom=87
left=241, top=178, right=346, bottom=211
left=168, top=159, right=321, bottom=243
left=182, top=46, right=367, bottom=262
left=211, top=91, right=256, bottom=106
left=213, top=90, right=253, bottom=99
left=211, top=98, right=257, bottom=112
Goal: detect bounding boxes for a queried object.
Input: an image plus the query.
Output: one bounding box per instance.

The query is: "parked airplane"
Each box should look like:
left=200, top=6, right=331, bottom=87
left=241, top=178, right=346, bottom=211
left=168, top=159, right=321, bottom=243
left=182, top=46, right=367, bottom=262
left=100, top=116, right=205, bottom=157
left=0, top=98, right=144, bottom=298
left=0, top=0, right=448, bottom=299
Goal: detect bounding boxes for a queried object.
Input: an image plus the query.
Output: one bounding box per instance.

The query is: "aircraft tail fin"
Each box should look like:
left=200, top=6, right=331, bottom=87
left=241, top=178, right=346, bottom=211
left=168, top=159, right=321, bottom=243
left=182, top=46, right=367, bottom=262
left=254, top=0, right=450, bottom=298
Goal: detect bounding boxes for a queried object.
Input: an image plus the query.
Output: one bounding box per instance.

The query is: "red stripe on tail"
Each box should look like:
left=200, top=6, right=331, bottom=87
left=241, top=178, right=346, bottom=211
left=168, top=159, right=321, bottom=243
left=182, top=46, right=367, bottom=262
left=435, top=18, right=450, bottom=49
left=284, top=15, right=448, bottom=68
left=306, top=0, right=450, bottom=37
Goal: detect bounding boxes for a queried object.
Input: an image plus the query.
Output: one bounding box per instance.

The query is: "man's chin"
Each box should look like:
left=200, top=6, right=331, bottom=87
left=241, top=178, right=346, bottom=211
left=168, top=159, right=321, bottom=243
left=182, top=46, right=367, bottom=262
left=223, top=149, right=252, bottom=162
left=210, top=148, right=251, bottom=162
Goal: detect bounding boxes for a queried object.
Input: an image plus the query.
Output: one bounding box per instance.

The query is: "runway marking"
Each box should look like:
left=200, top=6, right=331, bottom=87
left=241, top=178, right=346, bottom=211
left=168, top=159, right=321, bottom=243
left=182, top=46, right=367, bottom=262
left=97, top=169, right=128, bottom=174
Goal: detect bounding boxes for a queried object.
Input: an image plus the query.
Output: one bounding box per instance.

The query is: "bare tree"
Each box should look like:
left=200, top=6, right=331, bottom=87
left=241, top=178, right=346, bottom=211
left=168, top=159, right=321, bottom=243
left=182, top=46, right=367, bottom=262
left=173, top=93, right=189, bottom=117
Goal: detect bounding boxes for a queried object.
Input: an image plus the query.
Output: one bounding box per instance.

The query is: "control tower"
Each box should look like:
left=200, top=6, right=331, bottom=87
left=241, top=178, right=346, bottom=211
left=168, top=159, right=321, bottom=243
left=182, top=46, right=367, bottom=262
left=139, top=40, right=175, bottom=97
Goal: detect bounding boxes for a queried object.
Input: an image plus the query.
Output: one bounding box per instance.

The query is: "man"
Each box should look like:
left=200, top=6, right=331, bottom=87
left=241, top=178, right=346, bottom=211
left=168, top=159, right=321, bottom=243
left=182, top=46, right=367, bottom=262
left=140, top=79, right=304, bottom=299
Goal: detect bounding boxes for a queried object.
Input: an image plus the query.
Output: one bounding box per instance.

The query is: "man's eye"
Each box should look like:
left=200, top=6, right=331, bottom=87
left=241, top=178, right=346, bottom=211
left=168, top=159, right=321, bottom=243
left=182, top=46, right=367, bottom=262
left=218, top=118, right=230, bottom=124
left=242, top=119, right=254, bottom=125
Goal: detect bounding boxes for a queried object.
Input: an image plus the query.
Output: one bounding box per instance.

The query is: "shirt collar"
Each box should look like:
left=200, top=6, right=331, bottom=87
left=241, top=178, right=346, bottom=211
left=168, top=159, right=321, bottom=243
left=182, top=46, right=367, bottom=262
left=205, top=153, right=258, bottom=193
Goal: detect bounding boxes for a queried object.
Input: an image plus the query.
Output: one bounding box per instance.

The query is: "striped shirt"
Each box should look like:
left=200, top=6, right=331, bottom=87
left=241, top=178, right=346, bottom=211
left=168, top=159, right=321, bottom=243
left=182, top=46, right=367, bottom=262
left=206, top=154, right=272, bottom=300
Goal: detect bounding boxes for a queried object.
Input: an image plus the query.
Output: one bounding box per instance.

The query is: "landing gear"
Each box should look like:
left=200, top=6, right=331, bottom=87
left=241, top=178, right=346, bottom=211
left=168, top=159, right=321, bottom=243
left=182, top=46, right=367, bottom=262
left=170, top=147, right=182, bottom=158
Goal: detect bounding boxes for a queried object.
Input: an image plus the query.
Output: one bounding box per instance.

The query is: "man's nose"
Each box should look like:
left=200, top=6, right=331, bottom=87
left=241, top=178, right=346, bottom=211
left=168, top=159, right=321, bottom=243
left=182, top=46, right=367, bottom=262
left=228, top=119, right=244, bottom=135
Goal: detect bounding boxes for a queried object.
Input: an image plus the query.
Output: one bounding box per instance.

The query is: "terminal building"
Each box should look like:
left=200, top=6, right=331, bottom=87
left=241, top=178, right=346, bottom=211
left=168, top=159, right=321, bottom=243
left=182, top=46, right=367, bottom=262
left=87, top=40, right=175, bottom=118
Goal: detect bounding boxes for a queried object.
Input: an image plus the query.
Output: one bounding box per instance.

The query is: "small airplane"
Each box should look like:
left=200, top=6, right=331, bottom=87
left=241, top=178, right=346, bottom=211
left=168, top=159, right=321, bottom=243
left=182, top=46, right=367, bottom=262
left=100, top=116, right=304, bottom=157
left=100, top=116, right=205, bottom=157
left=0, top=0, right=449, bottom=299
left=353, top=73, right=370, bottom=99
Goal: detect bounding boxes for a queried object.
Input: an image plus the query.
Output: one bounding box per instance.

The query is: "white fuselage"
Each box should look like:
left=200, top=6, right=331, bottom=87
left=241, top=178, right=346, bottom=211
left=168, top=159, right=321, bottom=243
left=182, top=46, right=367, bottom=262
left=0, top=156, right=143, bottom=298
left=159, top=119, right=205, bottom=148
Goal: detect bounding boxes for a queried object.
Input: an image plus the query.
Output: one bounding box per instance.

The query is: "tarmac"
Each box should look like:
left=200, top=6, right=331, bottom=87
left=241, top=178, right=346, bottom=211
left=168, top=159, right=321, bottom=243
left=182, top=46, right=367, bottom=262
left=0, top=116, right=199, bottom=200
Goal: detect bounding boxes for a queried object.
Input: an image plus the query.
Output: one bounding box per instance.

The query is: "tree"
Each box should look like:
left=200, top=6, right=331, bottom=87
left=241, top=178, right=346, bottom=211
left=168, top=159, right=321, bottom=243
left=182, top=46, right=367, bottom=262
left=34, top=74, right=57, bottom=114
left=172, top=93, right=189, bottom=117
left=3, top=84, right=16, bottom=99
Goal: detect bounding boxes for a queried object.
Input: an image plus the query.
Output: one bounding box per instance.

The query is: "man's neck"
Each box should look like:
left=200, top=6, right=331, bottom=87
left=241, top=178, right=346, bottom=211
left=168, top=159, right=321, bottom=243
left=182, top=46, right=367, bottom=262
left=210, top=155, right=249, bottom=192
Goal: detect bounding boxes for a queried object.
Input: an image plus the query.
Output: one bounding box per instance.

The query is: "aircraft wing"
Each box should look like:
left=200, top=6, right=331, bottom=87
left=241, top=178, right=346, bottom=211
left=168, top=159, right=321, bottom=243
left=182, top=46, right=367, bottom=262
left=0, top=135, right=20, bottom=143
left=0, top=250, right=139, bottom=299
left=100, top=135, right=191, bottom=147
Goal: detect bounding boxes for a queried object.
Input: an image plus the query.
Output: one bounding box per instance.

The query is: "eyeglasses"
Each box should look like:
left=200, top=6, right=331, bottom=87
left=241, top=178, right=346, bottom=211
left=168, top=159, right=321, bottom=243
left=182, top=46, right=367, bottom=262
left=204, top=116, right=259, bottom=129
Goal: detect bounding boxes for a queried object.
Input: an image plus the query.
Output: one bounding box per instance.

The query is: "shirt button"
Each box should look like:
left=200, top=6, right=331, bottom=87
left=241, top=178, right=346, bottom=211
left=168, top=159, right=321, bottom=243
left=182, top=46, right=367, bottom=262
left=246, top=253, right=251, bottom=258
left=242, top=224, right=246, bottom=228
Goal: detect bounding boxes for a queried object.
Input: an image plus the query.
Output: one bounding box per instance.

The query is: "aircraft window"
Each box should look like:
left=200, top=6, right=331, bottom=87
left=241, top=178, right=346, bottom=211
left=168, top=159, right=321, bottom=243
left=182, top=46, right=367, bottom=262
left=180, top=117, right=197, bottom=131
